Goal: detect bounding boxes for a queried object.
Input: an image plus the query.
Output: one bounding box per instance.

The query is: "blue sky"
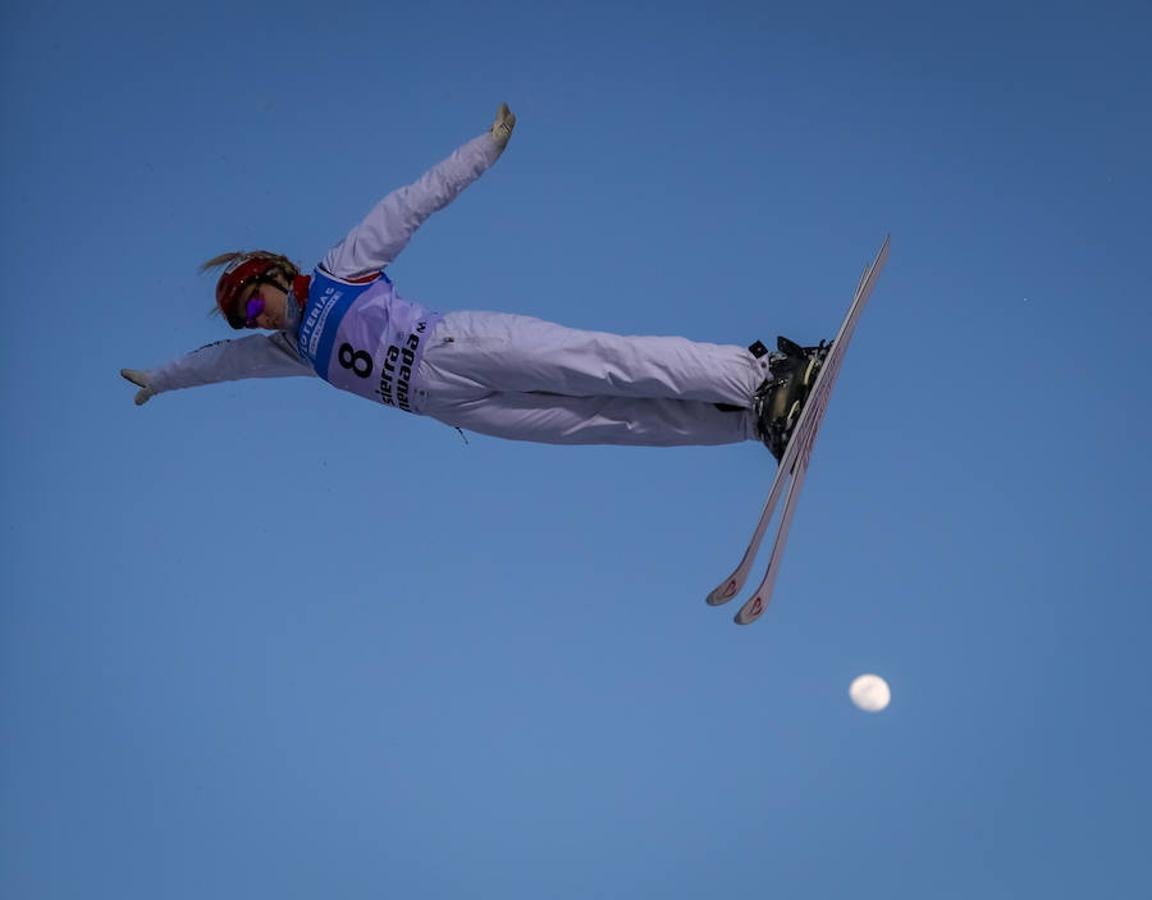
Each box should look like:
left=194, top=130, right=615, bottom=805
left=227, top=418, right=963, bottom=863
left=2, top=0, right=1150, bottom=897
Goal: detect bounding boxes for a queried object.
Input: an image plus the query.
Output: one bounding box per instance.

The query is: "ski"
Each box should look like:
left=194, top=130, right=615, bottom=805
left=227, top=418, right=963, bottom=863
left=707, top=236, right=890, bottom=625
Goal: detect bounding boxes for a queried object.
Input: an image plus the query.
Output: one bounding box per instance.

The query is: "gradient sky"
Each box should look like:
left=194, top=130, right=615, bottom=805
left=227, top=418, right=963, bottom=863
left=3, top=1, right=1150, bottom=897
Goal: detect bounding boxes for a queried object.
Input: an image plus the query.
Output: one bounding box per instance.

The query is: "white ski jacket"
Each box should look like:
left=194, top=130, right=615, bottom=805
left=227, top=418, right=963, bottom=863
left=146, top=132, right=504, bottom=397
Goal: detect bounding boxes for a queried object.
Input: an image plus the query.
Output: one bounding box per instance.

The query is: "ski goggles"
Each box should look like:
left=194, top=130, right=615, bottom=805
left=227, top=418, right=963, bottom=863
left=243, top=294, right=265, bottom=328
left=219, top=256, right=283, bottom=329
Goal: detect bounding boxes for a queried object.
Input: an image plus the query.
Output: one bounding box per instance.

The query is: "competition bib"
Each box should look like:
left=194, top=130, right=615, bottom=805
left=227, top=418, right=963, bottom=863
left=295, top=268, right=442, bottom=413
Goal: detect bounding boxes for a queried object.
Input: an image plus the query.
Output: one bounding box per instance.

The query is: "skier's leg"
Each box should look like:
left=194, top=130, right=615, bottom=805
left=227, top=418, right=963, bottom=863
left=419, top=311, right=769, bottom=406
left=422, top=390, right=758, bottom=446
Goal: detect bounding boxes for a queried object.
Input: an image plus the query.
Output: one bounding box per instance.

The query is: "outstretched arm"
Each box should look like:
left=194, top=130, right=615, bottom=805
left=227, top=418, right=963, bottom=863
left=322, top=103, right=516, bottom=280
left=121, top=332, right=314, bottom=404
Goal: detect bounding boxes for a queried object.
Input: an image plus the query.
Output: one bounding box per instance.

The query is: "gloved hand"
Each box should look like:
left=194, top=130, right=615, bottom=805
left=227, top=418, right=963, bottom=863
left=489, top=102, right=516, bottom=151
left=120, top=368, right=155, bottom=406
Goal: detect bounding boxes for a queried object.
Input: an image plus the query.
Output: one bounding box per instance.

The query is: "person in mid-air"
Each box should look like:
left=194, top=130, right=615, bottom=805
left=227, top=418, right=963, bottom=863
left=121, top=104, right=824, bottom=458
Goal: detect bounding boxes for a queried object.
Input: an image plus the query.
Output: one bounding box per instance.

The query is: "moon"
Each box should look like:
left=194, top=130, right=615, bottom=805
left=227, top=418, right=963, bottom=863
left=849, top=674, right=891, bottom=712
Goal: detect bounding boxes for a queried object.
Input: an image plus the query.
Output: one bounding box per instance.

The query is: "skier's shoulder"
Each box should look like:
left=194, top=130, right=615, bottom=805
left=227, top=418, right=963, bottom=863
left=314, top=259, right=385, bottom=285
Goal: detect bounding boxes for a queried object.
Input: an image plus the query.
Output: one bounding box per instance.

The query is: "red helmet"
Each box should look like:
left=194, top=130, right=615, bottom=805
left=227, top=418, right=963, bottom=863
left=215, top=253, right=289, bottom=329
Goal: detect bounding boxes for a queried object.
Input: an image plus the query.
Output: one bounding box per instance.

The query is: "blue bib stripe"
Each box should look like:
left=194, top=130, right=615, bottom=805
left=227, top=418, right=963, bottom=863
left=295, top=267, right=440, bottom=414
left=296, top=270, right=376, bottom=376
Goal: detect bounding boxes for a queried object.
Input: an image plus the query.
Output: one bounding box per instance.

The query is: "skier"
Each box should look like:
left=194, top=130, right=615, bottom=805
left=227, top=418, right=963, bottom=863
left=120, top=104, right=824, bottom=458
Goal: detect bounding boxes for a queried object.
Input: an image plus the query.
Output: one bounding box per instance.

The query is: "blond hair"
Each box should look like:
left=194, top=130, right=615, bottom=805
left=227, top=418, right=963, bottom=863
left=201, top=251, right=301, bottom=318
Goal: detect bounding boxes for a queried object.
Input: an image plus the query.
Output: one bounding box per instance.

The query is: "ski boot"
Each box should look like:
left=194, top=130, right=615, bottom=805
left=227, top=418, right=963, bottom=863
left=751, top=336, right=831, bottom=461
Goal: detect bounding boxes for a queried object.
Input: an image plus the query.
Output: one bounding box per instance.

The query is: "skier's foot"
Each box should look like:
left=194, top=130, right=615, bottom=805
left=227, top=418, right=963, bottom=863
left=753, top=336, right=831, bottom=461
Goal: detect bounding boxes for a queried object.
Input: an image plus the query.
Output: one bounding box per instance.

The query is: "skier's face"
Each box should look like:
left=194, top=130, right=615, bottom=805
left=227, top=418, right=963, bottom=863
left=239, top=281, right=288, bottom=330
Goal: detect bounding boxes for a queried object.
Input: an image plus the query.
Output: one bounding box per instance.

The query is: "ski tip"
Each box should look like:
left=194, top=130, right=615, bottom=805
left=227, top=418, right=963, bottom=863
left=706, top=578, right=741, bottom=606
left=875, top=234, right=891, bottom=266
left=734, top=595, right=765, bottom=625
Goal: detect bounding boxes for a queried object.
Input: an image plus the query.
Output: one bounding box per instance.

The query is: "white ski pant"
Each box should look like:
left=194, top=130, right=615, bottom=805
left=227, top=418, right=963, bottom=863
left=414, top=311, right=768, bottom=446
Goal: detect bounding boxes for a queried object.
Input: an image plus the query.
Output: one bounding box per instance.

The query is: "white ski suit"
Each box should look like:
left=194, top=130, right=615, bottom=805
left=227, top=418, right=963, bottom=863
left=143, top=131, right=770, bottom=446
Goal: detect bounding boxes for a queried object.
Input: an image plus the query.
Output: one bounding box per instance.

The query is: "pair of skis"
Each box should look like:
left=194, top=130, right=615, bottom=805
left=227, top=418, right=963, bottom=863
left=707, top=236, right=891, bottom=625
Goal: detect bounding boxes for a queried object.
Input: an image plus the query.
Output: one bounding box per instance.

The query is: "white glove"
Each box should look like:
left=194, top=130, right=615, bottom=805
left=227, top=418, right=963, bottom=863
left=489, top=102, right=516, bottom=151
left=120, top=368, right=155, bottom=406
